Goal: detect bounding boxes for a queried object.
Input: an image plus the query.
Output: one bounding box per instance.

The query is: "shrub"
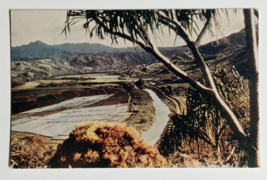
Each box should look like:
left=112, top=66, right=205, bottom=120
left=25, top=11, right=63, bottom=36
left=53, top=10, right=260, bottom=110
left=10, top=136, right=55, bottom=168
left=158, top=66, right=250, bottom=167
left=48, top=123, right=167, bottom=168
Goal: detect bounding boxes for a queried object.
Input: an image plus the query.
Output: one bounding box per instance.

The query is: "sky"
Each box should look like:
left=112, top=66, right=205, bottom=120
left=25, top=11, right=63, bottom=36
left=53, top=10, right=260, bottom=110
left=11, top=9, right=247, bottom=47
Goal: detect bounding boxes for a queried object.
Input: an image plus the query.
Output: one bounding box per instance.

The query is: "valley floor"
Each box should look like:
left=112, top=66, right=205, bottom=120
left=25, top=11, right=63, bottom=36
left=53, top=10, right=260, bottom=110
left=10, top=74, right=230, bottom=168
left=10, top=78, right=160, bottom=157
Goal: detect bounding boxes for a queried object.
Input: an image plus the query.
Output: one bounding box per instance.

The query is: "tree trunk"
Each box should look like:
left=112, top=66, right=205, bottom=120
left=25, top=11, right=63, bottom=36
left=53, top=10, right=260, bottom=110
left=243, top=9, right=260, bottom=167
left=95, top=11, right=248, bottom=145
left=148, top=42, right=247, bottom=144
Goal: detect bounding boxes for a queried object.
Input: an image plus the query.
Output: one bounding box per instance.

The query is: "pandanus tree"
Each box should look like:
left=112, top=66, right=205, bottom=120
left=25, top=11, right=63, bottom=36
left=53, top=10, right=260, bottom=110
left=63, top=9, right=259, bottom=167
left=243, top=9, right=259, bottom=167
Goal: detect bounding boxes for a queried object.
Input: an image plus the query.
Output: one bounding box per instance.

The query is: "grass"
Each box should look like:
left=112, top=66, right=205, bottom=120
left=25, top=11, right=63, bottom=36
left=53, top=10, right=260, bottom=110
left=127, top=102, right=155, bottom=132
left=11, top=131, right=63, bottom=150
left=10, top=134, right=56, bottom=168
left=155, top=66, right=250, bottom=167
left=123, top=89, right=156, bottom=132
left=12, top=74, right=138, bottom=91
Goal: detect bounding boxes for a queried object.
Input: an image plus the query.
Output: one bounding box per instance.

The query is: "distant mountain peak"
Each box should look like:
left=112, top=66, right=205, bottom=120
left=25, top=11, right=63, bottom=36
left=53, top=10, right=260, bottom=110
left=30, top=40, right=47, bottom=45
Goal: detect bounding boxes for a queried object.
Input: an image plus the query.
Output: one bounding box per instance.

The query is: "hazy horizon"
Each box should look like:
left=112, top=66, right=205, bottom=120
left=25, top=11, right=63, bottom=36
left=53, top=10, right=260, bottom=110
left=11, top=9, right=247, bottom=48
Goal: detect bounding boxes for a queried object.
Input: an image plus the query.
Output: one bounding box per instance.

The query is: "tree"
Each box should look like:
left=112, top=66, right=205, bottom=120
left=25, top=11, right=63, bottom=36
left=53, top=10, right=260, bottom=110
left=64, top=9, right=259, bottom=167
left=243, top=9, right=259, bottom=167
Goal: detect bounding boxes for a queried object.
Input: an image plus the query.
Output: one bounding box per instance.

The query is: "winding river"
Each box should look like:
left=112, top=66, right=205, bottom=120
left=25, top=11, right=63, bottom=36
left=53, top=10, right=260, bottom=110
left=141, top=88, right=171, bottom=146
left=12, top=87, right=172, bottom=144
left=142, top=89, right=232, bottom=168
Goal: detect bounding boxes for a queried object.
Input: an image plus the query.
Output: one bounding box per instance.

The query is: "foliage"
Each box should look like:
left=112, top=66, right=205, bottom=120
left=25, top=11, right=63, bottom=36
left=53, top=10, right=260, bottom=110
left=48, top=122, right=167, bottom=168
left=10, top=136, right=55, bottom=168
left=62, top=9, right=258, bottom=166
left=158, top=66, right=250, bottom=167
left=134, top=78, right=144, bottom=88
left=64, top=9, right=225, bottom=46
left=213, top=66, right=250, bottom=133
left=186, top=65, right=249, bottom=147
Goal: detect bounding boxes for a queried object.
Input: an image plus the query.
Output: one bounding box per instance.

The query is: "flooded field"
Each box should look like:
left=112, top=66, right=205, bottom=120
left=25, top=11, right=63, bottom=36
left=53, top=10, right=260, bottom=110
left=10, top=73, right=179, bottom=168
left=12, top=93, right=129, bottom=140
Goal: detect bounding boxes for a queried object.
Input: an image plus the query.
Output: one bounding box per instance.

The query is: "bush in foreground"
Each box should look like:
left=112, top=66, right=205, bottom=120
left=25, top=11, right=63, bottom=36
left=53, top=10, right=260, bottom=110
left=48, top=123, right=167, bottom=168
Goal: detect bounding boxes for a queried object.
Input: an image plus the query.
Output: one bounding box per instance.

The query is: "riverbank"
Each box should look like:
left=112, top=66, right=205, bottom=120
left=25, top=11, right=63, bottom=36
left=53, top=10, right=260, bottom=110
left=121, top=86, right=156, bottom=132
left=10, top=77, right=194, bottom=167
left=10, top=81, right=157, bottom=152
left=141, top=88, right=171, bottom=146
left=145, top=85, right=184, bottom=114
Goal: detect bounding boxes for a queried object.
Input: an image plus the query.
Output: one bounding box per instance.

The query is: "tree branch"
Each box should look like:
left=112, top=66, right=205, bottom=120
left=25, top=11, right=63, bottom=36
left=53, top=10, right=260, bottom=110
left=94, top=13, right=212, bottom=94
left=82, top=11, right=248, bottom=147
left=158, top=12, right=192, bottom=44
left=147, top=41, right=213, bottom=92
left=160, top=11, right=214, bottom=89
left=195, top=15, right=212, bottom=46
left=159, top=10, right=247, bottom=143
left=94, top=16, right=152, bottom=52
left=158, top=12, right=213, bottom=88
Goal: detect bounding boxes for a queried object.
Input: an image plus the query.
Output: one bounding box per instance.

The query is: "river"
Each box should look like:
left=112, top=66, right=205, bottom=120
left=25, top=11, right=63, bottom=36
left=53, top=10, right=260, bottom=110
left=141, top=88, right=171, bottom=146
left=141, top=89, right=232, bottom=168
left=12, top=88, right=171, bottom=144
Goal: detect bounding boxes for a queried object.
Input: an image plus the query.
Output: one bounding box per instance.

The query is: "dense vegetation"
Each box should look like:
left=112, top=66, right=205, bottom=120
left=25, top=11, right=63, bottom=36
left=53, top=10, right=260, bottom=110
left=10, top=136, right=55, bottom=168
left=48, top=123, right=166, bottom=168
left=158, top=66, right=250, bottom=167
left=63, top=9, right=258, bottom=166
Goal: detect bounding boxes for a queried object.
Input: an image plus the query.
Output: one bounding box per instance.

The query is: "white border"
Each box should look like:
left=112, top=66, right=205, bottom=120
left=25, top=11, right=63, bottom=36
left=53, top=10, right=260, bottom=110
left=1, top=1, right=267, bottom=180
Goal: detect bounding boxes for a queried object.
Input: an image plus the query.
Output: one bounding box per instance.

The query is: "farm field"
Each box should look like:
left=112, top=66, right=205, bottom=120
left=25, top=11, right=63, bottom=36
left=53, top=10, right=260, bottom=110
left=12, top=94, right=128, bottom=139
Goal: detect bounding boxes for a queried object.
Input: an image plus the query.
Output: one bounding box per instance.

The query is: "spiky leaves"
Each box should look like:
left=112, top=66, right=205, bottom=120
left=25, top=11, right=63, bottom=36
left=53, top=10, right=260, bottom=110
left=63, top=10, right=224, bottom=48
left=65, top=10, right=160, bottom=49
left=63, top=9, right=255, bottom=166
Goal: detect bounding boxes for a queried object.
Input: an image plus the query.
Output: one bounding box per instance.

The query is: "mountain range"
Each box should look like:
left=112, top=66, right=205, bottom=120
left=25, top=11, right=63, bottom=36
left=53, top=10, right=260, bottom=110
left=11, top=26, right=257, bottom=87
left=11, top=41, right=128, bottom=61
left=11, top=39, right=187, bottom=61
